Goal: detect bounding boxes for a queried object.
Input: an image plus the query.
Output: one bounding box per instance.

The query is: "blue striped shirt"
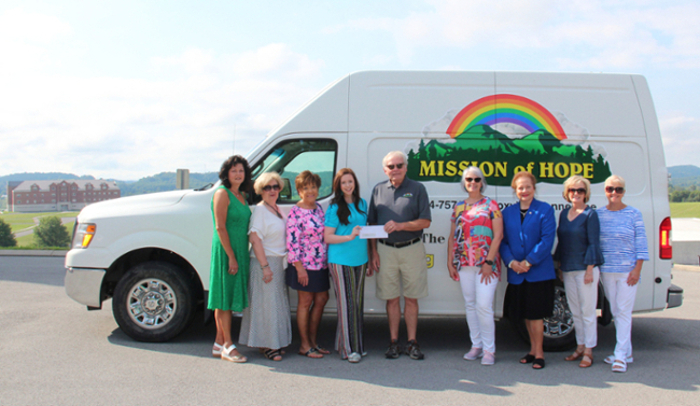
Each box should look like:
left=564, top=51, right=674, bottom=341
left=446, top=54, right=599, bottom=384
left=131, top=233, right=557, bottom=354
left=597, top=206, right=649, bottom=273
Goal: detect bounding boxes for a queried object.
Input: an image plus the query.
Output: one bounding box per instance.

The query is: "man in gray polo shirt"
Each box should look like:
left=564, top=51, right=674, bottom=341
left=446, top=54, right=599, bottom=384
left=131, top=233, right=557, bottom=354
left=368, top=150, right=432, bottom=360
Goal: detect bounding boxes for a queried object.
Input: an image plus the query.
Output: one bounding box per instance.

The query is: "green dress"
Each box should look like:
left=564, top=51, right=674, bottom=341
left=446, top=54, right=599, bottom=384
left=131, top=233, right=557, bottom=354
left=207, top=186, right=251, bottom=312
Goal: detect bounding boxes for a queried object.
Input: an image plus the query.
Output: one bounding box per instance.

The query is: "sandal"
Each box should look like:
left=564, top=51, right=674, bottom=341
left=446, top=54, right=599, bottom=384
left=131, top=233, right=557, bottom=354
left=212, top=343, right=223, bottom=358
left=579, top=354, right=593, bottom=368
left=612, top=359, right=627, bottom=373
left=565, top=349, right=584, bottom=361
left=298, top=347, right=323, bottom=359
left=263, top=348, right=283, bottom=361
left=314, top=346, right=331, bottom=355
left=532, top=358, right=545, bottom=370
left=221, top=344, right=247, bottom=363
left=520, top=354, right=535, bottom=364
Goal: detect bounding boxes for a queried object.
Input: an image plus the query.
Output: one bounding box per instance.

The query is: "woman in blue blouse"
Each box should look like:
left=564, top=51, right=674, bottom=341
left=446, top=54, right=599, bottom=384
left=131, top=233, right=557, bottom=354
left=324, top=168, right=368, bottom=363
left=597, top=175, right=649, bottom=373
left=554, top=175, right=603, bottom=368
left=500, top=171, right=556, bottom=370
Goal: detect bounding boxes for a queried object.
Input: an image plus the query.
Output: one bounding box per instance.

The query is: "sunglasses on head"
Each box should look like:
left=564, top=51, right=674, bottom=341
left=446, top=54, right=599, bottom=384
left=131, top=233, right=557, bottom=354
left=262, top=184, right=281, bottom=192
left=568, top=188, right=586, bottom=195
left=386, top=163, right=404, bottom=170
left=605, top=186, right=625, bottom=193
left=465, top=177, right=481, bottom=183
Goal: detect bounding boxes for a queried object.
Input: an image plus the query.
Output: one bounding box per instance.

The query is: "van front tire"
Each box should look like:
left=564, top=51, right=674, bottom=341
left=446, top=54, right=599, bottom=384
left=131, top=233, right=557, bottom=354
left=112, top=261, right=195, bottom=342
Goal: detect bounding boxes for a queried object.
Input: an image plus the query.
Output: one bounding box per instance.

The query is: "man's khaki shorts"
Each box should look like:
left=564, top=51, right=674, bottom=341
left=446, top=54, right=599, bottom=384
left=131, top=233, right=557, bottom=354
left=376, top=240, right=428, bottom=300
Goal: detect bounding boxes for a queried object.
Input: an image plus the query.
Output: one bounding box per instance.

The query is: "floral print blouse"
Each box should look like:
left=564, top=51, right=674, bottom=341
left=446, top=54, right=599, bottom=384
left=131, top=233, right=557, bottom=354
left=450, top=197, right=502, bottom=277
left=286, top=203, right=327, bottom=270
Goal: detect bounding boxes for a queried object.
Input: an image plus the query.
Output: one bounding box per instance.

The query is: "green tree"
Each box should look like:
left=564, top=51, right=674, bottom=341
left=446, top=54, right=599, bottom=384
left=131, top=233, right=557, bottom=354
left=0, top=218, right=17, bottom=247
left=34, top=216, right=70, bottom=248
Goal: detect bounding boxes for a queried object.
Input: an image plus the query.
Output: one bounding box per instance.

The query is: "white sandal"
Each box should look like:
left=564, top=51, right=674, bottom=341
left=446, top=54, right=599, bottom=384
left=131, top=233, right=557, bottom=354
left=611, top=359, right=627, bottom=373
left=212, top=343, right=223, bottom=358
left=222, top=344, right=247, bottom=363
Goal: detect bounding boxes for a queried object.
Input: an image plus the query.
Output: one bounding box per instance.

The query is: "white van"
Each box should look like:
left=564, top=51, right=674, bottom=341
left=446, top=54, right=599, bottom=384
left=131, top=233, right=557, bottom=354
left=65, top=71, right=683, bottom=350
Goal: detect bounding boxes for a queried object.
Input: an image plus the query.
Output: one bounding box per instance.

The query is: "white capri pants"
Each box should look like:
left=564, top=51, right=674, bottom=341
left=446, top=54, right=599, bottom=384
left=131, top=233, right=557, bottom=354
left=458, top=266, right=498, bottom=354
left=562, top=268, right=599, bottom=349
left=601, top=272, right=638, bottom=361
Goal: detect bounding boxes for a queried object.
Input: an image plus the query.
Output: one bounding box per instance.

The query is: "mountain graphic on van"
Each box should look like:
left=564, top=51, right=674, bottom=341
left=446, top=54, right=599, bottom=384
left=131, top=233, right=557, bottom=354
left=406, top=94, right=612, bottom=185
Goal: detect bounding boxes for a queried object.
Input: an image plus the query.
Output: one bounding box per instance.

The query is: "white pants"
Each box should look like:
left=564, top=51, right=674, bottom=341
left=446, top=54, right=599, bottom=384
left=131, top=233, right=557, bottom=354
left=459, top=266, right=498, bottom=353
left=601, top=272, right=637, bottom=361
left=563, top=268, right=599, bottom=349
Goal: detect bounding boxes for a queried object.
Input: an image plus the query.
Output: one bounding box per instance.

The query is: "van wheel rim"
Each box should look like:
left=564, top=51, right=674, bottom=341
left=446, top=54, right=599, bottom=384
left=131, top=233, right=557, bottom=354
left=543, top=286, right=574, bottom=338
left=126, top=279, right=177, bottom=330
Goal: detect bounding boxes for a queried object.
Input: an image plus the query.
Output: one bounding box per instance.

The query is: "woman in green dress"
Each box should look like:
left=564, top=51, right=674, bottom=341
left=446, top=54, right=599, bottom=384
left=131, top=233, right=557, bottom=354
left=209, top=155, right=252, bottom=363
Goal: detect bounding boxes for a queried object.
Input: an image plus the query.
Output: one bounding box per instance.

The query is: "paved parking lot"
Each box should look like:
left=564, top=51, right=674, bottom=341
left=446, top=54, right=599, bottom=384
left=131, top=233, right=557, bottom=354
left=0, top=256, right=698, bottom=406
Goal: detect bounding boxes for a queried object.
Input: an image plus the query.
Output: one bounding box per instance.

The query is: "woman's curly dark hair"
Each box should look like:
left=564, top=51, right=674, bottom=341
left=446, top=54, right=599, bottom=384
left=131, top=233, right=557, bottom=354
left=219, top=155, right=252, bottom=191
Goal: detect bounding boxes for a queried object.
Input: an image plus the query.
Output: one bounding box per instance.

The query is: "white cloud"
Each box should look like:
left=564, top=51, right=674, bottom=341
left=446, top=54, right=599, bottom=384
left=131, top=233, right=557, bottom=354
left=338, top=0, right=700, bottom=69
left=660, top=114, right=700, bottom=167
left=1, top=14, right=326, bottom=180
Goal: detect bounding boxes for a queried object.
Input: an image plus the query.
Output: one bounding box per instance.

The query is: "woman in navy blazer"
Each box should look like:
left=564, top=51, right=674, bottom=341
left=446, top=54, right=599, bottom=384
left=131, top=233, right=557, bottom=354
left=500, top=171, right=556, bottom=370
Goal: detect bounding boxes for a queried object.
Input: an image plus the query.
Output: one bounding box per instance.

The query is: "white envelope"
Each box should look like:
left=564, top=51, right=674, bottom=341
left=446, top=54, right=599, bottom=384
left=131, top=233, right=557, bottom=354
left=359, top=225, right=388, bottom=239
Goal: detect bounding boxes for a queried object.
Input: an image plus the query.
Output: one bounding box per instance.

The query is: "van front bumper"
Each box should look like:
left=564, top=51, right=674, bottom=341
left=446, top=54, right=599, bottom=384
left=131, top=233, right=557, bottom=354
left=65, top=267, right=106, bottom=308
left=667, top=284, right=684, bottom=309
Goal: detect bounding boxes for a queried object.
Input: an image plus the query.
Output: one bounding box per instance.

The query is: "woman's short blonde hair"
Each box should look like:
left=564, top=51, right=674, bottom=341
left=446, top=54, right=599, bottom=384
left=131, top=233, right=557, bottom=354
left=562, top=175, right=591, bottom=203
left=254, top=172, right=283, bottom=195
left=605, top=174, right=626, bottom=188
left=511, top=171, right=537, bottom=190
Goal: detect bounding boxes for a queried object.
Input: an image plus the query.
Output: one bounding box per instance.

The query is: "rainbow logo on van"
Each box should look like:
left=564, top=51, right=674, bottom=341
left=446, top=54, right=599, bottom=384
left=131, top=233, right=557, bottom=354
left=406, top=94, right=612, bottom=185
left=446, top=94, right=567, bottom=140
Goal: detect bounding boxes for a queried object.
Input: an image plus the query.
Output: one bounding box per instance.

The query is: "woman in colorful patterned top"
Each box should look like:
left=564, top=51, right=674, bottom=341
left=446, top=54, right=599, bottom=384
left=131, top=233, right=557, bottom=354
left=554, top=175, right=604, bottom=368
left=324, top=168, right=368, bottom=363
left=286, top=170, right=330, bottom=359
left=447, top=166, right=503, bottom=366
left=208, top=155, right=252, bottom=363
left=597, top=174, right=649, bottom=373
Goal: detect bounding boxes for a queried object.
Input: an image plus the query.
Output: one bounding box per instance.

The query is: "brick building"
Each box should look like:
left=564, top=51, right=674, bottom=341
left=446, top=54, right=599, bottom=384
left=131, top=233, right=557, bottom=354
left=7, top=180, right=121, bottom=212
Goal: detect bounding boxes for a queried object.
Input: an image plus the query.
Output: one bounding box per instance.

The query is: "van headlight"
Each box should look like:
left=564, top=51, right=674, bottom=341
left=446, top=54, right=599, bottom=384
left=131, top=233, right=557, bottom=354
left=72, top=223, right=96, bottom=249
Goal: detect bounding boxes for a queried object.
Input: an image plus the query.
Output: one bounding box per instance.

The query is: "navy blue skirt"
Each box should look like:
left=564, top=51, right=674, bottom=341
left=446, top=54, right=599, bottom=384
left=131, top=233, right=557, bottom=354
left=507, top=279, right=555, bottom=320
left=285, top=264, right=330, bottom=293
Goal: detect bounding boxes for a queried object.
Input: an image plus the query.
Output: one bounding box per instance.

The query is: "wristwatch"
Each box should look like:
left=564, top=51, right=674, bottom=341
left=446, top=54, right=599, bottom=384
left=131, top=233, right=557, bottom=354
left=484, top=259, right=494, bottom=266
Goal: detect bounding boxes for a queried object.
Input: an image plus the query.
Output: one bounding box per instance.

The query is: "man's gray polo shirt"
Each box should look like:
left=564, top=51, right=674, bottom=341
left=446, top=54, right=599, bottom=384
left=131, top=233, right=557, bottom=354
left=368, top=178, right=431, bottom=244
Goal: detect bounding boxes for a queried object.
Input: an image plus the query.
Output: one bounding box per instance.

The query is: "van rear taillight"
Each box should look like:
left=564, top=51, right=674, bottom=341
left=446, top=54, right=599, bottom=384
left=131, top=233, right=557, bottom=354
left=660, top=217, right=672, bottom=259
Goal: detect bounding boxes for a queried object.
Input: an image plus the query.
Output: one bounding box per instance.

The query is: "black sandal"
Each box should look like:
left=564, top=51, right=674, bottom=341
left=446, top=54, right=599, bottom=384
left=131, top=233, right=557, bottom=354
left=520, top=354, right=535, bottom=364
left=532, top=358, right=545, bottom=370
left=263, top=348, right=282, bottom=361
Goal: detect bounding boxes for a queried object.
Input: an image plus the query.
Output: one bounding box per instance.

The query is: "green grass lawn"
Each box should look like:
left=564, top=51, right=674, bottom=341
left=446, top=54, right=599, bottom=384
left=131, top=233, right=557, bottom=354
left=670, top=202, right=700, bottom=218
left=0, top=211, right=79, bottom=232
left=0, top=211, right=78, bottom=249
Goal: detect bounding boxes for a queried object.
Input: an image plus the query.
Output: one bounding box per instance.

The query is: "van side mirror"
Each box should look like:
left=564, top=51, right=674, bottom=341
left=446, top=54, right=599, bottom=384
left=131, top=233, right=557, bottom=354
left=280, top=178, right=292, bottom=200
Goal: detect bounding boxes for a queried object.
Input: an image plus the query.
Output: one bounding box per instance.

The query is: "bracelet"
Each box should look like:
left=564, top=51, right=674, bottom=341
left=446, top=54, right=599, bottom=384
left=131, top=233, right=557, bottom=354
left=262, top=264, right=270, bottom=269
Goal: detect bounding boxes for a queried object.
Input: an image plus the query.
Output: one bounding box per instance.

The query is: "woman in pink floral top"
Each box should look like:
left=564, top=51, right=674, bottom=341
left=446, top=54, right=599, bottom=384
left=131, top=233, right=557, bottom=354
left=447, top=167, right=503, bottom=366
left=285, top=170, right=329, bottom=358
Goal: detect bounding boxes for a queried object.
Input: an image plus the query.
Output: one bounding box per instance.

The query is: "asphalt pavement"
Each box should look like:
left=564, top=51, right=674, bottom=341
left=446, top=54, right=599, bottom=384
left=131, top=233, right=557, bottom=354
left=0, top=256, right=699, bottom=406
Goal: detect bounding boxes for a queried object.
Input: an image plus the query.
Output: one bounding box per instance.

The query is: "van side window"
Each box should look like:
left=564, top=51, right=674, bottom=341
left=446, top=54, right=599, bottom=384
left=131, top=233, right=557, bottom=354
left=249, top=139, right=337, bottom=204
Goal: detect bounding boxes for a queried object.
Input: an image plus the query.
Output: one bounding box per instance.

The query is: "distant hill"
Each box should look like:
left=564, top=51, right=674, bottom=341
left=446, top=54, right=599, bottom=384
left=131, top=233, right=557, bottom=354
left=116, top=172, right=219, bottom=196
left=0, top=172, right=95, bottom=197
left=669, top=165, right=700, bottom=179
left=668, top=165, right=700, bottom=188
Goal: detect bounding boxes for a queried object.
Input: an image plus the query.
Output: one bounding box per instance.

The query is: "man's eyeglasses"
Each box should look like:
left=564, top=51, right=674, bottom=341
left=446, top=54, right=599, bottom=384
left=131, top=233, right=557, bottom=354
left=605, top=186, right=625, bottom=194
left=568, top=188, right=586, bottom=195
left=386, top=163, right=404, bottom=170
left=262, top=184, right=281, bottom=192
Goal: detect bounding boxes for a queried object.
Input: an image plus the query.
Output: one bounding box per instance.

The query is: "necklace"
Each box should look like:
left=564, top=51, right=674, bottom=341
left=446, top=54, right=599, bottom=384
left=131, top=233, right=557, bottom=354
left=264, top=201, right=283, bottom=219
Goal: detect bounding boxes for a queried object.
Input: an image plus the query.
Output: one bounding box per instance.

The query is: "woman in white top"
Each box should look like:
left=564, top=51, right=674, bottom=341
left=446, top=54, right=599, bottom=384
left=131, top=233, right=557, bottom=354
left=239, top=172, right=292, bottom=361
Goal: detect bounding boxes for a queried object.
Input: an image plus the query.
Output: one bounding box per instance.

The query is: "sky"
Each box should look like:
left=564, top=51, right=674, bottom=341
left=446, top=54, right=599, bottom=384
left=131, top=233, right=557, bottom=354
left=1, top=0, right=699, bottom=181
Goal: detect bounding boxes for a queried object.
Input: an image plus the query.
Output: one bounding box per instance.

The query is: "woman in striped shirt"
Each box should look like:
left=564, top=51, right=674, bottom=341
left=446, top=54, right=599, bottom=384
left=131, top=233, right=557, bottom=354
left=597, top=175, right=649, bottom=373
